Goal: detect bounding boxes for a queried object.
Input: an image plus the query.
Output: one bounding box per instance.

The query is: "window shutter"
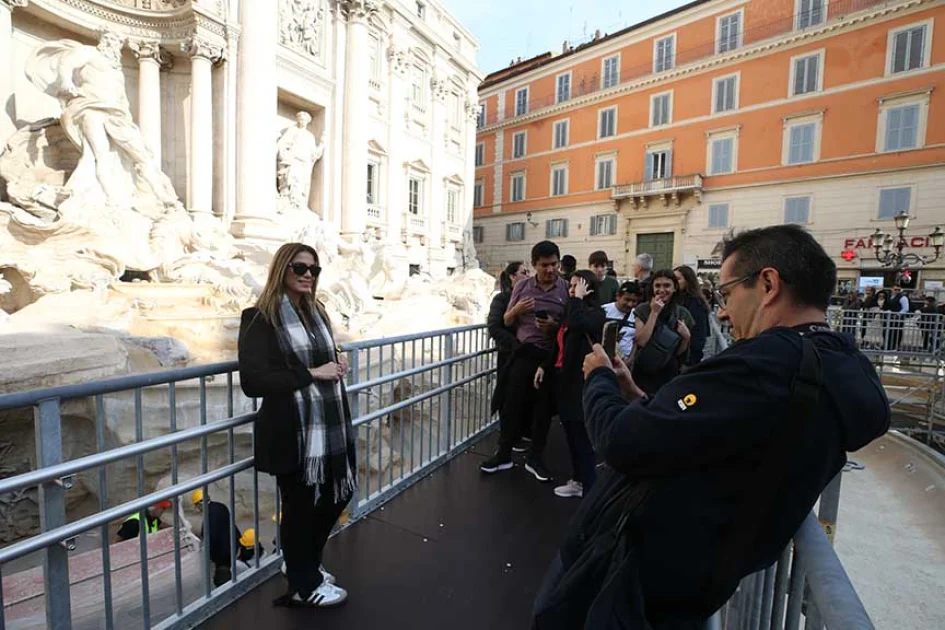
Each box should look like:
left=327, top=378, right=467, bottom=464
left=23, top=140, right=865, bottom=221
left=562, top=219, right=569, bottom=238
left=807, top=57, right=818, bottom=92
left=645, top=153, right=654, bottom=181
left=893, top=31, right=909, bottom=72
left=665, top=149, right=674, bottom=178
left=909, top=28, right=924, bottom=70
left=545, top=220, right=552, bottom=238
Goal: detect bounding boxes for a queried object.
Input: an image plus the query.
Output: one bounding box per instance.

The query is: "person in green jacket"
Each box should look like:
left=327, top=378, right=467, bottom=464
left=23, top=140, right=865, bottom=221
left=589, top=251, right=619, bottom=304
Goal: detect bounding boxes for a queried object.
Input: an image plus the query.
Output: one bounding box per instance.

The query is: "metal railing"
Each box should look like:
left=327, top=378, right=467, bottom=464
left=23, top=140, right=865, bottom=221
left=0, top=325, right=496, bottom=630
left=613, top=174, right=703, bottom=199
left=484, top=0, right=892, bottom=126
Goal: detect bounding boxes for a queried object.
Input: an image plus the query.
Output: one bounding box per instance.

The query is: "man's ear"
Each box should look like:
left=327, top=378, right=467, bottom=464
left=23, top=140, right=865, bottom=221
left=760, top=268, right=782, bottom=306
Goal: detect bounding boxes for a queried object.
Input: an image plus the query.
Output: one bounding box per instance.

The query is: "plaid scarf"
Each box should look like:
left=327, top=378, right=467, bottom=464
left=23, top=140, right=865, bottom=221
left=274, top=294, right=357, bottom=502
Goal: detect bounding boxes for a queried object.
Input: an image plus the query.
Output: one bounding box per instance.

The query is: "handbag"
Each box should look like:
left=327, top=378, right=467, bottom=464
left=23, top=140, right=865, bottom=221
left=634, top=312, right=681, bottom=374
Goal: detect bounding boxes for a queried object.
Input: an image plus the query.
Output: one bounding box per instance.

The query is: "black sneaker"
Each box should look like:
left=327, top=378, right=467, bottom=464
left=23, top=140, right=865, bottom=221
left=525, top=457, right=551, bottom=482
left=511, top=440, right=529, bottom=453
left=480, top=452, right=513, bottom=473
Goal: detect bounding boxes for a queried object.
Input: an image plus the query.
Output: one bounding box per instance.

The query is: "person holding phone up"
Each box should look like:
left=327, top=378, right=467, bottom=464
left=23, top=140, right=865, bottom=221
left=631, top=269, right=694, bottom=396
left=534, top=270, right=606, bottom=498
left=481, top=241, right=569, bottom=483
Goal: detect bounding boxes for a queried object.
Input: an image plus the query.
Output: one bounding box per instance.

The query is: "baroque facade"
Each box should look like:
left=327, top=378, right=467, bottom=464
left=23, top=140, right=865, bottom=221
left=473, top=0, right=945, bottom=294
left=0, top=0, right=483, bottom=277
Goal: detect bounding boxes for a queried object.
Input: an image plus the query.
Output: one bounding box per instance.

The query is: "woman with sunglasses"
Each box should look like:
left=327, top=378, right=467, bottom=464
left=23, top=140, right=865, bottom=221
left=238, top=243, right=356, bottom=608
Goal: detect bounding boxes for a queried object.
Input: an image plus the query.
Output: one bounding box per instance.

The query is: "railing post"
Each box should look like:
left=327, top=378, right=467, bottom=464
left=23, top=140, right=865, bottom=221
left=348, top=349, right=361, bottom=518
left=34, top=398, right=72, bottom=629
left=442, top=334, right=455, bottom=454
left=817, top=473, right=842, bottom=546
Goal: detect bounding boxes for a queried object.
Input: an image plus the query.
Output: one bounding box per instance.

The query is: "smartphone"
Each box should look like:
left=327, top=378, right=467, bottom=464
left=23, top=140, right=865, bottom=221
left=602, top=321, right=620, bottom=359
left=535, top=309, right=549, bottom=320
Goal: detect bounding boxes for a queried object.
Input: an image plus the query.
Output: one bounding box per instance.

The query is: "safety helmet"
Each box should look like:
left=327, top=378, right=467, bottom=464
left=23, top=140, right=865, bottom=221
left=239, top=528, right=256, bottom=548
left=191, top=489, right=204, bottom=505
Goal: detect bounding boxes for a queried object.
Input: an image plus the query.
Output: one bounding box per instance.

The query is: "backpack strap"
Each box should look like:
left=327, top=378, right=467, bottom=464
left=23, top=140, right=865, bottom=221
left=703, top=334, right=823, bottom=609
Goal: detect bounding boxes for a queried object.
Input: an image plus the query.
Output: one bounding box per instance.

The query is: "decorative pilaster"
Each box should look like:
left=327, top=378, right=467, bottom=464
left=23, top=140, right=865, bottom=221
left=233, top=0, right=280, bottom=238
left=0, top=0, right=28, bottom=142
left=339, top=0, right=378, bottom=237
left=386, top=39, right=408, bottom=243
left=182, top=38, right=224, bottom=217
left=129, top=41, right=171, bottom=165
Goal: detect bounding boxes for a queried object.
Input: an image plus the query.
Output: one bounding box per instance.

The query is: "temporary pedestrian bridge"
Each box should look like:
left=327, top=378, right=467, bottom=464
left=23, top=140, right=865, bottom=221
left=0, top=321, right=942, bottom=630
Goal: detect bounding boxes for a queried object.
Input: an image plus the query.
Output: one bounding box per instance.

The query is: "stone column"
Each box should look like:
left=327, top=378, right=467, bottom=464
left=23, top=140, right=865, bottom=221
left=182, top=38, right=222, bottom=217
left=340, top=0, right=378, bottom=237
left=428, top=70, right=447, bottom=271
left=386, top=43, right=409, bottom=246
left=0, top=0, right=27, bottom=143
left=231, top=0, right=279, bottom=238
left=129, top=41, right=170, bottom=165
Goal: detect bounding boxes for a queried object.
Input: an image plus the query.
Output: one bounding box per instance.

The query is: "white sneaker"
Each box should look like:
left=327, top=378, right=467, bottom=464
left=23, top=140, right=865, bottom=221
left=553, top=480, right=583, bottom=498
left=291, top=581, right=348, bottom=607
left=280, top=561, right=335, bottom=586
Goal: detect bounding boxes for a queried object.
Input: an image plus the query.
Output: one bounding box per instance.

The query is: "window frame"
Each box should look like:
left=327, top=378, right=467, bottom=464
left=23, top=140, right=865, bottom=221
left=473, top=179, right=484, bottom=208
left=650, top=91, right=673, bottom=128
left=796, top=0, right=828, bottom=30
left=706, top=128, right=739, bottom=175
left=477, top=103, right=486, bottom=128
left=590, top=213, right=618, bottom=237
left=445, top=186, right=461, bottom=224
left=712, top=72, right=740, bottom=114
left=556, top=71, right=572, bottom=104
left=645, top=141, right=674, bottom=181
left=789, top=49, right=825, bottom=97
left=510, top=172, right=526, bottom=203
left=553, top=118, right=570, bottom=149
left=781, top=113, right=823, bottom=166
left=473, top=225, right=484, bottom=243
left=876, top=91, right=930, bottom=153
left=512, top=130, right=528, bottom=159
left=783, top=195, right=813, bottom=225
left=545, top=218, right=569, bottom=239
left=886, top=19, right=933, bottom=76
left=595, top=154, right=616, bottom=190
left=407, top=175, right=424, bottom=215
left=601, top=54, right=621, bottom=89
left=598, top=106, right=617, bottom=139
left=515, top=86, right=530, bottom=116
left=550, top=163, right=569, bottom=197
left=475, top=142, right=485, bottom=167
left=716, top=10, right=744, bottom=54
left=506, top=221, right=526, bottom=242
left=707, top=202, right=731, bottom=230
left=366, top=160, right=380, bottom=205
left=653, top=33, right=677, bottom=73
left=877, top=186, right=914, bottom=220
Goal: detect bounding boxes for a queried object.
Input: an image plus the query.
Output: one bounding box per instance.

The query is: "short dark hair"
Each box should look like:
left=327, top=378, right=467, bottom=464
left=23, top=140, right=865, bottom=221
left=588, top=250, right=609, bottom=267
left=619, top=281, right=642, bottom=296
left=722, top=225, right=836, bottom=310
left=500, top=261, right=524, bottom=293
left=531, top=240, right=560, bottom=265
left=561, top=255, right=577, bottom=272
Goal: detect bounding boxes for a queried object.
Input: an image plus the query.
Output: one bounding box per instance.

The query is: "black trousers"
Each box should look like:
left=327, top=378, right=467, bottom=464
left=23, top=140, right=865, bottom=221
left=499, top=347, right=554, bottom=457
left=277, top=472, right=350, bottom=597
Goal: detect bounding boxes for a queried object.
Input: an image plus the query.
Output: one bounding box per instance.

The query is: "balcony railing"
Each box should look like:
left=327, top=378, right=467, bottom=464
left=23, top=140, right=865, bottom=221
left=405, top=213, right=426, bottom=233
left=613, top=174, right=703, bottom=206
left=482, top=0, right=888, bottom=126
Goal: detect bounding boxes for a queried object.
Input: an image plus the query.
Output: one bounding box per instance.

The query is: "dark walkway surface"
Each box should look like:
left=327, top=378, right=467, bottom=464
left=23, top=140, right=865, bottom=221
left=201, top=424, right=580, bottom=630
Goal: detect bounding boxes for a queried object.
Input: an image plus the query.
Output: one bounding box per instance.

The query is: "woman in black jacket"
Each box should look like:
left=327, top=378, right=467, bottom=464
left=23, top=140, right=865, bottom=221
left=238, top=243, right=356, bottom=608
left=488, top=262, right=529, bottom=443
left=674, top=265, right=710, bottom=368
left=535, top=270, right=605, bottom=498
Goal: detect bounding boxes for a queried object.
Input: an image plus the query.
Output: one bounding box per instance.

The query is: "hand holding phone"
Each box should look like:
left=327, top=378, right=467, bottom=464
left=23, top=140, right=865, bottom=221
left=534, top=309, right=549, bottom=320
left=602, top=321, right=619, bottom=359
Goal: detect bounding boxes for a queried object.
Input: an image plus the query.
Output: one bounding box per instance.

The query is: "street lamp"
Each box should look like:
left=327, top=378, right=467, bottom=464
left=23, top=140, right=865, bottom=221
left=871, top=212, right=944, bottom=269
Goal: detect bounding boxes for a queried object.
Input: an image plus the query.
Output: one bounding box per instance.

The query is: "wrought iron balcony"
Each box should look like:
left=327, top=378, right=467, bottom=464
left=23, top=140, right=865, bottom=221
left=612, top=174, right=703, bottom=208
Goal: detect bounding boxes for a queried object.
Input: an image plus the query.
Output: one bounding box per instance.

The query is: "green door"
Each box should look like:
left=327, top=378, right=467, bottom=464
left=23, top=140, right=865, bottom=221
left=636, top=233, right=675, bottom=272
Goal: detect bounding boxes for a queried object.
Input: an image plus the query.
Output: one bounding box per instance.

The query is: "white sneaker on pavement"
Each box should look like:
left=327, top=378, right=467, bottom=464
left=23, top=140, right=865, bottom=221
left=553, top=479, right=583, bottom=498
left=290, top=581, right=348, bottom=607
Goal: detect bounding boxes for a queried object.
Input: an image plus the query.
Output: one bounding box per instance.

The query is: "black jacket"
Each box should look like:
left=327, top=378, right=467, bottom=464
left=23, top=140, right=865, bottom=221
left=541, top=298, right=605, bottom=422
left=238, top=307, right=316, bottom=475
left=535, top=327, right=890, bottom=628
left=488, top=291, right=520, bottom=415
left=678, top=295, right=709, bottom=366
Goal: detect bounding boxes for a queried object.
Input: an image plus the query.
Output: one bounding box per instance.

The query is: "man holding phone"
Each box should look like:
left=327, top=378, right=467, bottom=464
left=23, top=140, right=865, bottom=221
left=481, top=240, right=569, bottom=481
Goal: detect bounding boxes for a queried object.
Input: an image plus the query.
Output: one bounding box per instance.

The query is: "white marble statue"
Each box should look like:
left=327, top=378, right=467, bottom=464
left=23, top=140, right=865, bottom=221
left=276, top=112, right=325, bottom=212
left=23, top=32, right=182, bottom=219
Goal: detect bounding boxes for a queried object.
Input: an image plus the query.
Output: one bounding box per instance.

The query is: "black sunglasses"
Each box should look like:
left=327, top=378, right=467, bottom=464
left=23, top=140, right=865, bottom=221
left=288, top=263, right=321, bottom=277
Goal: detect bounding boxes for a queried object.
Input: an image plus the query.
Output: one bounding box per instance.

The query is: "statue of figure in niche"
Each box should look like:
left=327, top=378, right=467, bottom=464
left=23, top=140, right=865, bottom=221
left=23, top=32, right=182, bottom=220
left=276, top=112, right=325, bottom=213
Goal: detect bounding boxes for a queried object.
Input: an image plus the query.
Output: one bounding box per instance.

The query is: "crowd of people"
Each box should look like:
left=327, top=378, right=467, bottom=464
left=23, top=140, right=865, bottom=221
left=840, top=285, right=944, bottom=352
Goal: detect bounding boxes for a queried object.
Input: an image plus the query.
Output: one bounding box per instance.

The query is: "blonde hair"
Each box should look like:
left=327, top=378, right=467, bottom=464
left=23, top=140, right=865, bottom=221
left=256, top=243, right=324, bottom=325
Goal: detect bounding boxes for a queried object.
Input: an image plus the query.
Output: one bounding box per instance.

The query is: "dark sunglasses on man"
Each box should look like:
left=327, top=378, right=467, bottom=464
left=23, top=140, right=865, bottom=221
left=287, top=262, right=321, bottom=278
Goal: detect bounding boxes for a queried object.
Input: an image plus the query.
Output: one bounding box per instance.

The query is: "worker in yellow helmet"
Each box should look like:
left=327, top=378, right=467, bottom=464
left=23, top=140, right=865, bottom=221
left=192, top=489, right=261, bottom=586
left=115, top=500, right=170, bottom=543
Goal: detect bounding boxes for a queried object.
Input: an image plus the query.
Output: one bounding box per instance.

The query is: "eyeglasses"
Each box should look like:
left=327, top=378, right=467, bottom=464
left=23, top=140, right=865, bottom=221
left=288, top=263, right=321, bottom=277
left=713, top=271, right=761, bottom=309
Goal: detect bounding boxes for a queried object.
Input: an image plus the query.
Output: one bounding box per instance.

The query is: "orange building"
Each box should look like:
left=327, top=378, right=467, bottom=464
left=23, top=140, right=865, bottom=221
left=473, top=0, right=945, bottom=294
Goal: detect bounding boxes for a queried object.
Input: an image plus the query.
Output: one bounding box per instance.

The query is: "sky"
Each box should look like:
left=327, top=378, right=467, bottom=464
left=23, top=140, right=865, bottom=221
left=442, top=0, right=696, bottom=75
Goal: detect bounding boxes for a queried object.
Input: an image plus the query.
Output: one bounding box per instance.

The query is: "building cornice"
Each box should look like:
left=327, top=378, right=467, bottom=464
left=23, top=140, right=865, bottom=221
left=385, top=1, right=484, bottom=81
left=479, top=0, right=934, bottom=133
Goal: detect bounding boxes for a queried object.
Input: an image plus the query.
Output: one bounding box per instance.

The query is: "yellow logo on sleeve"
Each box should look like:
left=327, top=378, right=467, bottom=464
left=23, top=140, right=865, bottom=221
left=677, top=394, right=698, bottom=411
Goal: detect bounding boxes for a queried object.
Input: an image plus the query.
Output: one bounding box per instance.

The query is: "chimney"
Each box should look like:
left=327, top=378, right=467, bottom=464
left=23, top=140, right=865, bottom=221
left=517, top=56, right=522, bottom=63
left=562, top=40, right=569, bottom=54
left=594, top=29, right=601, bottom=41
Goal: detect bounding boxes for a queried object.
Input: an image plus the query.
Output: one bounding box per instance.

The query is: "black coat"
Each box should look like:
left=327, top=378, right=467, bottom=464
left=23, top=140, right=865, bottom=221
left=238, top=307, right=316, bottom=476
left=542, top=298, right=605, bottom=423
left=678, top=295, right=709, bottom=366
left=488, top=291, right=520, bottom=415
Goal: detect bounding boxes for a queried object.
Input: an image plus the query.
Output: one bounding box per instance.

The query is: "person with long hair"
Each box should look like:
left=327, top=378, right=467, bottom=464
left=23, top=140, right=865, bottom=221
left=238, top=243, right=356, bottom=608
left=631, top=269, right=695, bottom=395
left=488, top=262, right=530, bottom=448
left=674, top=265, right=710, bottom=368
left=535, top=269, right=606, bottom=498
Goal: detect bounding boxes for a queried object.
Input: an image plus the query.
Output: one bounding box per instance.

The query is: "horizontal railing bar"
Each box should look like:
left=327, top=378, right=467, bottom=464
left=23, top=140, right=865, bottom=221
left=0, top=413, right=253, bottom=496
left=340, top=324, right=485, bottom=350
left=0, top=458, right=253, bottom=565
left=353, top=366, right=495, bottom=427
left=0, top=362, right=237, bottom=411
left=347, top=347, right=494, bottom=394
